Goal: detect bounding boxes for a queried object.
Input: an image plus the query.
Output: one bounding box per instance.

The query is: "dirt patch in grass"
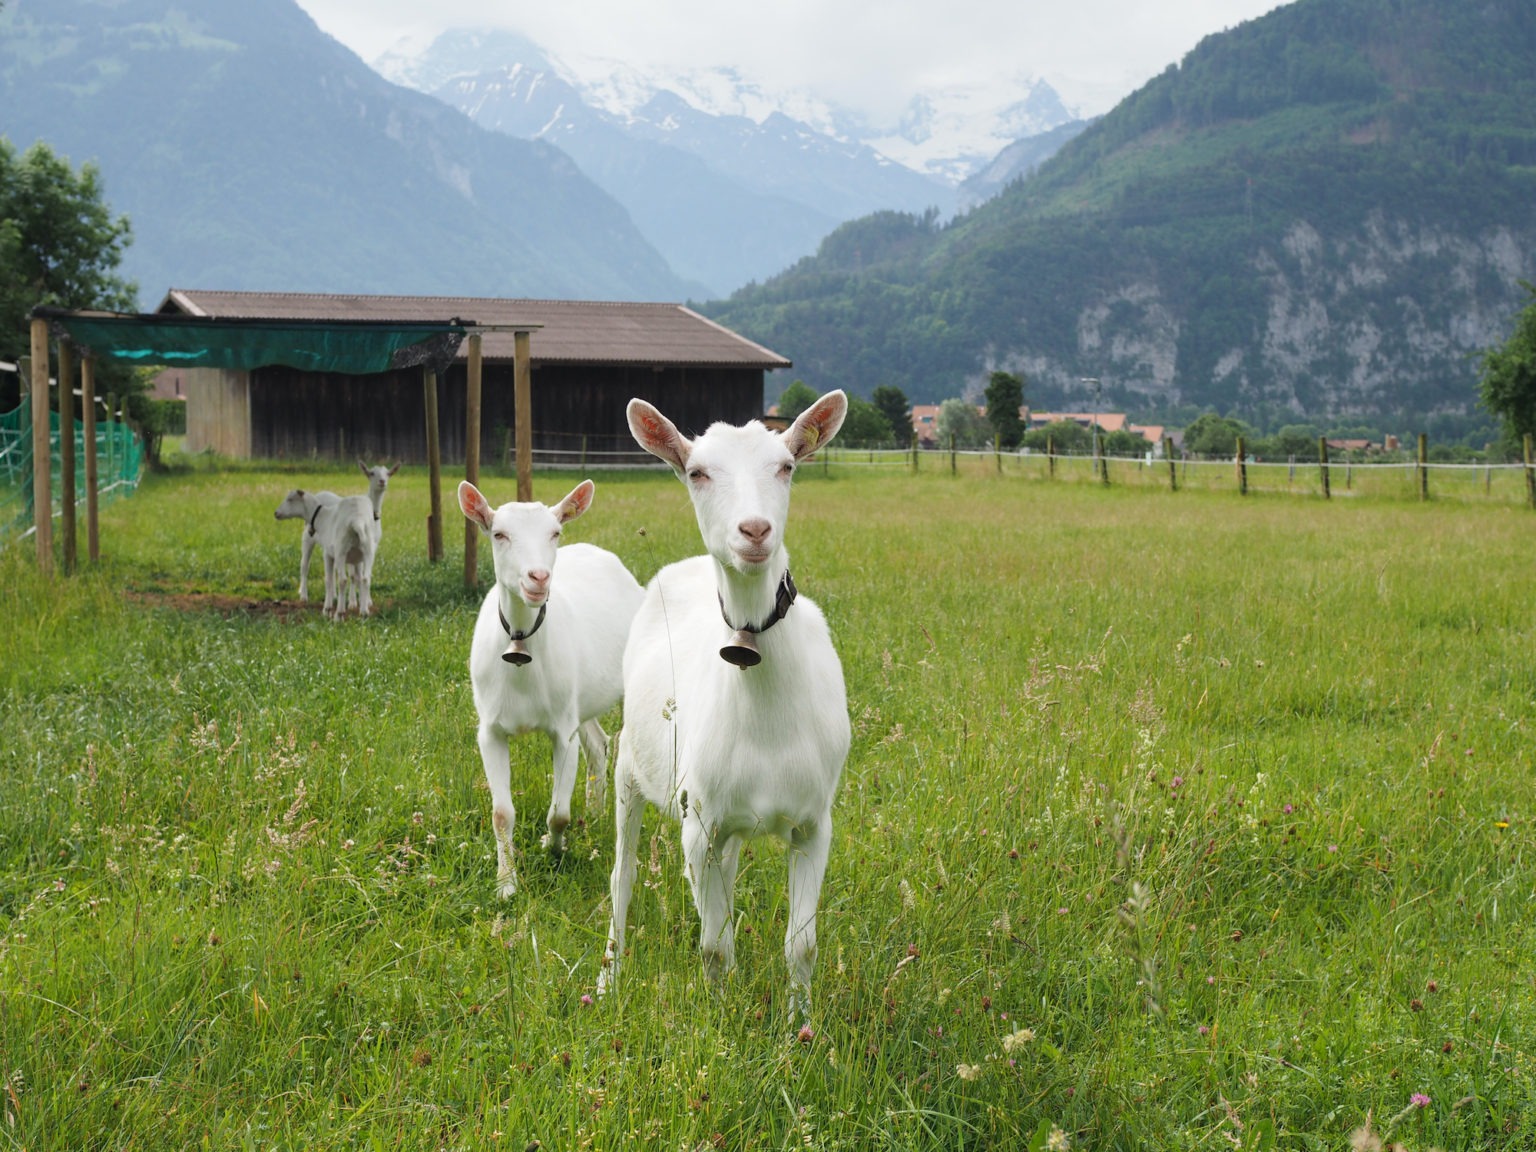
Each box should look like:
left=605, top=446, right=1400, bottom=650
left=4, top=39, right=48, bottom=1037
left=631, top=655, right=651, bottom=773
left=124, top=590, right=351, bottom=621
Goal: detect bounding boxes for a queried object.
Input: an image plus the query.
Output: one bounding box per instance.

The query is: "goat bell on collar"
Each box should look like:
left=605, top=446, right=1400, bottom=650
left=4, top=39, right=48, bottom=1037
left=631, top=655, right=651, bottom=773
left=501, top=637, right=533, bottom=666
left=719, top=629, right=762, bottom=668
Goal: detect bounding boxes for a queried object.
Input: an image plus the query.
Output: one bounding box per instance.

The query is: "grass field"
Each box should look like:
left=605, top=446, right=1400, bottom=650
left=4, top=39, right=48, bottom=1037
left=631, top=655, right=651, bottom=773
left=1, top=461, right=1532, bottom=1150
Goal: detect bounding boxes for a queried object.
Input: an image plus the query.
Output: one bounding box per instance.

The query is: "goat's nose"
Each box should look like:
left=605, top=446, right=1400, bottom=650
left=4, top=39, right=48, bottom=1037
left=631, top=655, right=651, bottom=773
left=527, top=568, right=551, bottom=586
left=738, top=518, right=771, bottom=546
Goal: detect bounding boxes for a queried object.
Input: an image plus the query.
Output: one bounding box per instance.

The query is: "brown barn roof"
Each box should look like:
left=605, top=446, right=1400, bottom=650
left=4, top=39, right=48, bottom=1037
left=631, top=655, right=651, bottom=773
left=157, top=289, right=791, bottom=370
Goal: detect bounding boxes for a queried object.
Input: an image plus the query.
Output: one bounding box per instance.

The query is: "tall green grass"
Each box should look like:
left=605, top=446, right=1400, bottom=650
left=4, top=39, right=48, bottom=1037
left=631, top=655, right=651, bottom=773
left=1, top=463, right=1532, bottom=1150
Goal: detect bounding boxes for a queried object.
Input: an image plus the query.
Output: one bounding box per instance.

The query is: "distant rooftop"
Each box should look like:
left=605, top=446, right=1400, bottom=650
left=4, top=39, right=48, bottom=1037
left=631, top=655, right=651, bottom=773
left=158, top=289, right=791, bottom=371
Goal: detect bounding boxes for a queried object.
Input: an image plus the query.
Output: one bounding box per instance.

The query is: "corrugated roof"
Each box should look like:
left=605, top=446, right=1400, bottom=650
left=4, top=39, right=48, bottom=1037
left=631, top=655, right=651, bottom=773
left=158, top=289, right=790, bottom=370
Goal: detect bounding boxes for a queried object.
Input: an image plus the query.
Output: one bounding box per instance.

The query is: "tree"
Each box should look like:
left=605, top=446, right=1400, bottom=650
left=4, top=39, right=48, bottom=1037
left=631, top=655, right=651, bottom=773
left=1103, top=428, right=1152, bottom=456
left=1, top=139, right=136, bottom=407
left=776, top=379, right=819, bottom=422
left=870, top=384, right=911, bottom=444
left=1181, top=412, right=1252, bottom=456
left=934, top=397, right=990, bottom=448
left=838, top=395, right=897, bottom=446
left=1023, top=419, right=1093, bottom=453
left=1479, top=281, right=1536, bottom=446
left=983, top=370, right=1024, bottom=448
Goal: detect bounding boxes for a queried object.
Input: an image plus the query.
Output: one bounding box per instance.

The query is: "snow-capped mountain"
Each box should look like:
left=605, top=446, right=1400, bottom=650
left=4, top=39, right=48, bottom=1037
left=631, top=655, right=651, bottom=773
left=374, top=29, right=1083, bottom=294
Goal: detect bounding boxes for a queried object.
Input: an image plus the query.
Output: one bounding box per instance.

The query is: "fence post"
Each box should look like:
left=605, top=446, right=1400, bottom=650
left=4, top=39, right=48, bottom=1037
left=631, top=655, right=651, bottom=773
left=1525, top=434, right=1535, bottom=509
left=423, top=367, right=443, bottom=562
left=1318, top=436, right=1330, bottom=500
left=1165, top=437, right=1177, bottom=491
left=911, top=431, right=919, bottom=473
left=82, top=355, right=99, bottom=563
left=58, top=339, right=77, bottom=575
left=1047, top=436, right=1055, bottom=479
left=1236, top=436, right=1248, bottom=496
left=463, top=332, right=483, bottom=589
left=1098, top=432, right=1110, bottom=486
left=950, top=434, right=956, bottom=475
left=30, top=318, right=52, bottom=576
left=1418, top=433, right=1429, bottom=501
left=994, top=433, right=1001, bottom=474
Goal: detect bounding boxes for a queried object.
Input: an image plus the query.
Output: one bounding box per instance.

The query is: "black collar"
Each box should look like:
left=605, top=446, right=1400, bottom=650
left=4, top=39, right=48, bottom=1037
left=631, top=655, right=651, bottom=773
left=307, top=505, right=323, bottom=537
left=498, top=600, right=547, bottom=642
left=718, top=568, right=797, bottom=636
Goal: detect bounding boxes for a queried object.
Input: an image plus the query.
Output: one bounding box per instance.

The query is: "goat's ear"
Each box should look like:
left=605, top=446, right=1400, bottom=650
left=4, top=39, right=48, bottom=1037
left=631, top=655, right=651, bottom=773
left=458, top=481, right=495, bottom=533
left=782, top=390, right=848, bottom=461
left=357, top=458, right=369, bottom=475
left=388, top=462, right=400, bottom=476
left=627, top=398, right=692, bottom=474
left=553, top=479, right=595, bottom=525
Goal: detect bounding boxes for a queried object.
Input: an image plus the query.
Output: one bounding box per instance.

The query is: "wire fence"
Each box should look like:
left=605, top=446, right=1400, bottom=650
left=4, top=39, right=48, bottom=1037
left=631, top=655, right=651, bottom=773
left=0, top=397, right=144, bottom=543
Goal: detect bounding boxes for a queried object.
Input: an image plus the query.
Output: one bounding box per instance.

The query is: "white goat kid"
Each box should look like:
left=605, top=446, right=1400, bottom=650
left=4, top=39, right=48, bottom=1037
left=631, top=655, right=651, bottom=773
left=358, top=460, right=398, bottom=542
left=273, top=488, right=339, bottom=602
left=314, top=494, right=377, bottom=620
left=461, top=479, right=644, bottom=898
left=599, top=392, right=851, bottom=1020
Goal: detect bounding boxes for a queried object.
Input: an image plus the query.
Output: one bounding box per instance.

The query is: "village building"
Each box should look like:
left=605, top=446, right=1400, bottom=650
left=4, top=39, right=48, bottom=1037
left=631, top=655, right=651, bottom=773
left=155, top=290, right=791, bottom=464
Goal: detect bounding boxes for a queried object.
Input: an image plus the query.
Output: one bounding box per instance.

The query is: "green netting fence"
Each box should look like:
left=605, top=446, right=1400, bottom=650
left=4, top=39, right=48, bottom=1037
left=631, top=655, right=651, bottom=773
left=0, top=397, right=143, bottom=543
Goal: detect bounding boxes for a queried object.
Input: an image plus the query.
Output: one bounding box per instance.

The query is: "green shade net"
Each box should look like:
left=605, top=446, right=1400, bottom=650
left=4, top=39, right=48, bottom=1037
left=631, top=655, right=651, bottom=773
left=34, top=310, right=469, bottom=374
left=1, top=397, right=142, bottom=541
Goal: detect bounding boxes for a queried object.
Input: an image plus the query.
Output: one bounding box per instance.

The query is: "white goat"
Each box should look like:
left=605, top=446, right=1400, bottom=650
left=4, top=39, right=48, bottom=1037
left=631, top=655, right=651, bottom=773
left=460, top=479, right=644, bottom=898
left=314, top=494, right=378, bottom=619
left=599, top=391, right=850, bottom=1020
left=273, top=488, right=339, bottom=602
left=358, top=460, right=398, bottom=541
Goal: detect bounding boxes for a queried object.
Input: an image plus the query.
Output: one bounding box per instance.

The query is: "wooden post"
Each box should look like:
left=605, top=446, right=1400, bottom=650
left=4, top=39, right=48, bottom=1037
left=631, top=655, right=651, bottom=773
left=1318, top=436, right=1330, bottom=500
left=424, top=368, right=443, bottom=562
left=514, top=329, right=532, bottom=501
left=57, top=340, right=76, bottom=574
left=580, top=434, right=588, bottom=472
left=910, top=431, right=918, bottom=473
left=29, top=319, right=52, bottom=575
left=105, top=391, right=117, bottom=482
left=82, top=356, right=99, bottom=563
left=949, top=434, right=956, bottom=475
left=463, top=333, right=482, bottom=589
left=1236, top=436, right=1248, bottom=496
left=1524, top=434, right=1534, bottom=510
left=994, top=433, right=1001, bottom=473
left=1047, top=436, right=1055, bottom=478
left=1098, top=431, right=1109, bottom=486
left=1418, top=433, right=1428, bottom=501
left=1165, top=437, right=1177, bottom=491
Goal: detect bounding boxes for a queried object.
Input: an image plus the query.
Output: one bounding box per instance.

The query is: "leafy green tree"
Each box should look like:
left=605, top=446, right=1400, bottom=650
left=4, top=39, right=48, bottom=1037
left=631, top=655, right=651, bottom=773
left=934, top=397, right=991, bottom=449
left=1181, top=413, right=1252, bottom=456
left=983, top=370, right=1024, bottom=449
left=838, top=396, right=897, bottom=446
left=1103, top=428, right=1152, bottom=456
left=775, top=379, right=819, bottom=422
left=870, top=384, right=912, bottom=444
left=1, top=139, right=136, bottom=407
left=1479, top=281, right=1536, bottom=445
left=1258, top=423, right=1322, bottom=459
left=1023, top=420, right=1094, bottom=453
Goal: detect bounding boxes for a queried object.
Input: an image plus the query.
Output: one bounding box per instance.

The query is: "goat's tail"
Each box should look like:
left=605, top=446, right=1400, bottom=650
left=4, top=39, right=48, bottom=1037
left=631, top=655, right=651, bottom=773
left=342, top=514, right=373, bottom=567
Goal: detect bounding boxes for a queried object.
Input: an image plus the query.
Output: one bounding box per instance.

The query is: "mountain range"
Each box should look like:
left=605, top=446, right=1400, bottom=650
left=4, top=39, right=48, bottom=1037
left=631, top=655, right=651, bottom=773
left=0, top=0, right=694, bottom=303
left=374, top=30, right=1084, bottom=295
left=708, top=0, right=1536, bottom=433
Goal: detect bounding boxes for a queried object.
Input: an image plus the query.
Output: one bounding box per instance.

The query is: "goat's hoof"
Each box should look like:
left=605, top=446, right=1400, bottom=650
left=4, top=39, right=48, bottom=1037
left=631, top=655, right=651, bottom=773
left=540, top=831, right=566, bottom=856
left=496, top=874, right=518, bottom=899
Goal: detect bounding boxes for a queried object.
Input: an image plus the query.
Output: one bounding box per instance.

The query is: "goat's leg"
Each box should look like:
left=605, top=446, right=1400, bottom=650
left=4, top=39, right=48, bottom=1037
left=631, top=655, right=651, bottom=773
left=323, top=551, right=338, bottom=619
left=683, top=815, right=738, bottom=990
left=477, top=724, right=518, bottom=898
left=578, top=719, right=610, bottom=810
left=299, top=532, right=315, bottom=602
left=598, top=767, right=645, bottom=997
left=784, top=817, right=832, bottom=1021
left=357, top=556, right=373, bottom=617
left=541, top=726, right=580, bottom=854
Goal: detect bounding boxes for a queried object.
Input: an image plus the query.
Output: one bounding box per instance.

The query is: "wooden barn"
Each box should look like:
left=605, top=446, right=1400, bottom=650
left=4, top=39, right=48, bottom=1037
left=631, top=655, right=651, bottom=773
left=156, top=290, right=792, bottom=464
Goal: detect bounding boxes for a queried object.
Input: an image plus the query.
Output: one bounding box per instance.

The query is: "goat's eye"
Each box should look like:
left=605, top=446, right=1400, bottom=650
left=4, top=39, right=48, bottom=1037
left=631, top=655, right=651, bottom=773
left=778, top=461, right=795, bottom=478
left=492, top=531, right=508, bottom=543
left=551, top=530, right=562, bottom=542
left=687, top=468, right=708, bottom=483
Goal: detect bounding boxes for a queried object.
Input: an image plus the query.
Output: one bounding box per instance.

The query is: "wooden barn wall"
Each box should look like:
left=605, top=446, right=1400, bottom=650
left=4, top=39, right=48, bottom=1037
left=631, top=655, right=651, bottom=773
left=249, top=363, right=766, bottom=464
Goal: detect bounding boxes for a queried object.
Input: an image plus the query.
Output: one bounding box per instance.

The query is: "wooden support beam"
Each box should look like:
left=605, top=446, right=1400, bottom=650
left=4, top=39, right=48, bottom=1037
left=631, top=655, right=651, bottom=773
left=30, top=318, right=52, bottom=576
left=58, top=340, right=76, bottom=574
left=83, top=356, right=99, bottom=563
left=463, top=333, right=483, bottom=589
left=424, top=368, right=443, bottom=562
left=514, top=329, right=532, bottom=501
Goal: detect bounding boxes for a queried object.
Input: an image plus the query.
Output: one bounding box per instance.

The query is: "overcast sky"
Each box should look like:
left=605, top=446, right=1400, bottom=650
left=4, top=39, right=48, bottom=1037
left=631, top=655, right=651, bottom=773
left=295, top=0, right=1290, bottom=118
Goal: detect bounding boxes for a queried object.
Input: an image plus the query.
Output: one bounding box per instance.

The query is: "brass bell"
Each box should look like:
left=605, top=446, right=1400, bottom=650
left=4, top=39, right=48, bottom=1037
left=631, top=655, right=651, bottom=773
left=502, top=638, right=533, bottom=666
left=719, top=629, right=762, bottom=668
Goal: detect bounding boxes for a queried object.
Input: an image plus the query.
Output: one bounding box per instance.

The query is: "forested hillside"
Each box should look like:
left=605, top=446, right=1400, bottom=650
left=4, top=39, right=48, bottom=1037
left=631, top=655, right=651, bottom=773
left=710, top=0, right=1536, bottom=433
